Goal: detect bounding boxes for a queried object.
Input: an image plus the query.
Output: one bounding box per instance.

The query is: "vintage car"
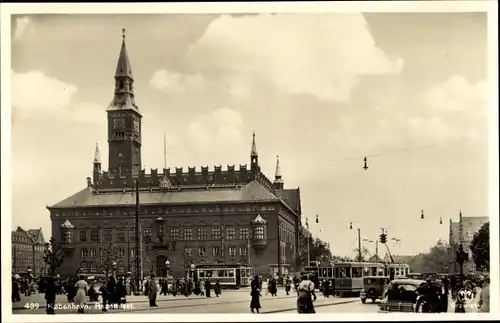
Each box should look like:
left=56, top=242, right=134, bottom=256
left=378, top=279, right=427, bottom=313
left=360, top=276, right=389, bottom=303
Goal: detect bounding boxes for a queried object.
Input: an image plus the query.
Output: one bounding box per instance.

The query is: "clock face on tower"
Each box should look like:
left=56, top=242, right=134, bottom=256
left=114, top=118, right=125, bottom=129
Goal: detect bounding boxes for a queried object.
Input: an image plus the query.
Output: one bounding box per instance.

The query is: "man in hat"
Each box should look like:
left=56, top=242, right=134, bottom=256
left=148, top=274, right=158, bottom=307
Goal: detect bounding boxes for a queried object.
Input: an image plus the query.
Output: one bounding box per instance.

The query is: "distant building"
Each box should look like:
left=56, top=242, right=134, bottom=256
left=11, top=227, right=47, bottom=275
left=47, top=31, right=303, bottom=278
left=449, top=212, right=489, bottom=274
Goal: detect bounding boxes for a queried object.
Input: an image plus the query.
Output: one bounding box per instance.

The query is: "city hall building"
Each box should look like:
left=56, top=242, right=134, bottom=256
left=48, top=32, right=302, bottom=278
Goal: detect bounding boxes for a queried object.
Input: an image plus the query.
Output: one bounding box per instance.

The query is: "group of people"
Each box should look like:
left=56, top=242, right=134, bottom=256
left=249, top=273, right=318, bottom=314
left=413, top=274, right=490, bottom=313
left=145, top=275, right=223, bottom=307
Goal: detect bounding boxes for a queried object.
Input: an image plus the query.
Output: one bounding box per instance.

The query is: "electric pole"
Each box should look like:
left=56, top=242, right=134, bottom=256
left=357, top=228, right=362, bottom=262
left=134, top=180, right=140, bottom=295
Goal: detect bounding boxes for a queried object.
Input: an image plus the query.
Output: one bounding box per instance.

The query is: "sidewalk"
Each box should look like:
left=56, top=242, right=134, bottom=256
left=13, top=287, right=289, bottom=310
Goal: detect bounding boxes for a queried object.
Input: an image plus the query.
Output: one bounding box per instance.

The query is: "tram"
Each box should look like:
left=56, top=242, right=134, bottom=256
left=384, top=263, right=410, bottom=278
left=195, top=263, right=252, bottom=289
left=334, top=262, right=386, bottom=297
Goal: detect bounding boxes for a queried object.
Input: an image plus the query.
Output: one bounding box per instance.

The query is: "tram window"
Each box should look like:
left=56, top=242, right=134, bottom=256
left=199, top=271, right=205, bottom=278
left=352, top=267, right=362, bottom=278
left=248, top=269, right=252, bottom=277
left=328, top=268, right=333, bottom=278
left=335, top=268, right=340, bottom=278
left=229, top=270, right=235, bottom=277
left=206, top=270, right=213, bottom=277
left=370, top=267, right=377, bottom=276
left=322, top=268, right=327, bottom=277
left=217, top=270, right=224, bottom=277
left=363, top=267, right=370, bottom=277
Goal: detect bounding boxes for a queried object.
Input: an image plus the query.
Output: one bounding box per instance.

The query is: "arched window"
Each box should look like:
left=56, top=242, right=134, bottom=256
left=118, top=261, right=125, bottom=273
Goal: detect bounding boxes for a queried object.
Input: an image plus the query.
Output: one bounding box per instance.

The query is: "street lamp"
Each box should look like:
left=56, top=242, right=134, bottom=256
left=112, top=261, right=117, bottom=277
left=190, top=263, right=196, bottom=280
left=165, top=260, right=170, bottom=277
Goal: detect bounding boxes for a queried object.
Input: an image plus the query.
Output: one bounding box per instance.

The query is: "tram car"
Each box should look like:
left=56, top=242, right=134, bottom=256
left=334, top=262, right=386, bottom=297
left=195, top=263, right=252, bottom=289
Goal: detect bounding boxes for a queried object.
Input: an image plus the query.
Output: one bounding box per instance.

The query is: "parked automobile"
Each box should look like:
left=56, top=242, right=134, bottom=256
left=378, top=279, right=427, bottom=313
left=360, top=276, right=389, bottom=303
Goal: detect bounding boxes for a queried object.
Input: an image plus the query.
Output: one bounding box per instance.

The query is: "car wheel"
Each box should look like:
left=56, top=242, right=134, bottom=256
left=372, top=298, right=376, bottom=303
left=361, top=298, right=366, bottom=304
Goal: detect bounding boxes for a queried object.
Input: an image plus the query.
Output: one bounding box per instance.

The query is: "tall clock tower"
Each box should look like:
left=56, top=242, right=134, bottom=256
left=107, top=29, right=142, bottom=176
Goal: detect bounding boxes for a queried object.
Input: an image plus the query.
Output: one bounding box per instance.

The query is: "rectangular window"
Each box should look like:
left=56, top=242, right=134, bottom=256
left=198, top=247, right=206, bottom=257
left=129, top=228, right=136, bottom=240
left=117, top=229, right=125, bottom=242
left=79, top=230, right=87, bottom=242
left=184, top=228, right=193, bottom=240
left=239, top=228, right=249, bottom=240
left=90, top=262, right=97, bottom=272
left=170, top=228, right=179, bottom=240
left=90, top=249, right=97, bottom=258
left=118, top=248, right=125, bottom=258
left=90, top=230, right=99, bottom=243
left=143, top=227, right=152, bottom=243
left=254, top=226, right=264, bottom=240
left=197, top=227, right=207, bottom=240
left=184, top=247, right=192, bottom=256
left=226, top=227, right=236, bottom=240
left=80, top=248, right=88, bottom=258
left=212, top=227, right=221, bottom=240
left=212, top=247, right=221, bottom=256
left=130, top=249, right=134, bottom=258
left=229, top=247, right=237, bottom=256
left=103, top=229, right=112, bottom=242
left=239, top=247, right=247, bottom=256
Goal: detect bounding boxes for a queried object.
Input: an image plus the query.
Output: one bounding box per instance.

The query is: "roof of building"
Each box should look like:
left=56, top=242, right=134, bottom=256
left=49, top=180, right=280, bottom=209
left=27, top=228, right=45, bottom=244
left=115, top=32, right=133, bottom=79
left=275, top=188, right=301, bottom=213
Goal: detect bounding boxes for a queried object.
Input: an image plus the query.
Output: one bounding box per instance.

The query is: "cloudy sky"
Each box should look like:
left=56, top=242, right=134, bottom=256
left=10, top=11, right=491, bottom=257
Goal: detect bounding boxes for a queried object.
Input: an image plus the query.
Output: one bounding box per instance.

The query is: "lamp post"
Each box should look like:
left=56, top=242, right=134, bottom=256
left=165, top=260, right=170, bottom=278
left=112, top=261, right=117, bottom=278
left=190, top=263, right=196, bottom=280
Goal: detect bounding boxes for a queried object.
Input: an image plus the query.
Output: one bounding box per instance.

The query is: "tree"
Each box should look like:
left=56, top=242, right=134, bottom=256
left=43, top=237, right=65, bottom=276
left=470, top=222, right=489, bottom=271
left=407, top=240, right=452, bottom=273
left=368, top=254, right=382, bottom=263
left=298, top=229, right=332, bottom=266
left=101, top=241, right=118, bottom=274
left=353, top=247, right=371, bottom=262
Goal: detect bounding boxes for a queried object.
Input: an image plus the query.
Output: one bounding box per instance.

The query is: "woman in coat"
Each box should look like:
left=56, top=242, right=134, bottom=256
left=74, top=275, right=88, bottom=313
left=250, top=276, right=261, bottom=313
left=214, top=280, right=221, bottom=297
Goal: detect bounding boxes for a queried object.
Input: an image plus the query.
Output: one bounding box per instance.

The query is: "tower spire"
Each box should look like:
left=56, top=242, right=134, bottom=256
left=93, top=142, right=101, bottom=164
left=250, top=131, right=260, bottom=172
left=115, top=28, right=133, bottom=79
left=273, top=154, right=284, bottom=189
left=251, top=131, right=258, bottom=157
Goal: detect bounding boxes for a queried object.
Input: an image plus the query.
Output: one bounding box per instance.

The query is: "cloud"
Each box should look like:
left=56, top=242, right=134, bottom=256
left=12, top=70, right=77, bottom=112
left=150, top=70, right=205, bottom=95
left=188, top=108, right=245, bottom=161
left=188, top=13, right=403, bottom=102
left=13, top=16, right=34, bottom=41
left=423, top=75, right=488, bottom=113
left=12, top=70, right=105, bottom=124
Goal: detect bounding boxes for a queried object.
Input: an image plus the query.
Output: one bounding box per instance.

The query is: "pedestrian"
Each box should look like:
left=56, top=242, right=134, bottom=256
left=205, top=279, right=211, bottom=297
left=148, top=275, right=158, bottom=307
left=297, top=274, right=316, bottom=314
left=478, top=278, right=489, bottom=313
left=285, top=277, right=291, bottom=295
left=117, top=277, right=127, bottom=304
left=250, top=276, right=261, bottom=314
left=12, top=276, right=21, bottom=302
left=270, top=277, right=278, bottom=297
left=262, top=278, right=269, bottom=296
left=107, top=275, right=117, bottom=309
left=74, top=275, right=88, bottom=314
left=215, top=280, right=221, bottom=297
left=45, top=276, right=57, bottom=314
left=99, top=278, right=109, bottom=312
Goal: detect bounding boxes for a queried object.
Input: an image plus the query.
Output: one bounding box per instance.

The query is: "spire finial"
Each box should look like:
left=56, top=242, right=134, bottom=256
left=93, top=142, right=101, bottom=164
left=250, top=131, right=258, bottom=157
left=122, top=28, right=126, bottom=41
